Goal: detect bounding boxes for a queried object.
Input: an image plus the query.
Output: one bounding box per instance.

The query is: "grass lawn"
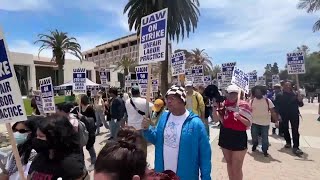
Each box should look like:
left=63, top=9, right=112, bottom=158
left=23, top=96, right=66, bottom=115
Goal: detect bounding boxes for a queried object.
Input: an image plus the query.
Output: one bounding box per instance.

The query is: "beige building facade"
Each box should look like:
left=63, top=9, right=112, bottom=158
left=82, top=34, right=172, bottom=85
left=9, top=51, right=97, bottom=96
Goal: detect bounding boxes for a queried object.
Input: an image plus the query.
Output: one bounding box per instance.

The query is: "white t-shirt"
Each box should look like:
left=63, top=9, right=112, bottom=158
left=251, top=98, right=275, bottom=126
left=163, top=110, right=190, bottom=173
left=125, top=97, right=153, bottom=130
left=186, top=96, right=193, bottom=110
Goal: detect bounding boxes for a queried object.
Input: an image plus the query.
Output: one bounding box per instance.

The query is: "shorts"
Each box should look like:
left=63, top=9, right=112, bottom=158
left=218, top=125, right=247, bottom=151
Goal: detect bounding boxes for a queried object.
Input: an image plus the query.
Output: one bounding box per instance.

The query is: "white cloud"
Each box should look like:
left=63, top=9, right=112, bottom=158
left=75, top=0, right=134, bottom=32
left=0, top=0, right=51, bottom=11
left=8, top=33, right=110, bottom=60
left=176, top=0, right=319, bottom=55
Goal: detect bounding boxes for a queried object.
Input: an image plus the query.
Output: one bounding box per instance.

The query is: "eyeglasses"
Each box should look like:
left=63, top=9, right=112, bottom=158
left=13, top=129, right=30, bottom=134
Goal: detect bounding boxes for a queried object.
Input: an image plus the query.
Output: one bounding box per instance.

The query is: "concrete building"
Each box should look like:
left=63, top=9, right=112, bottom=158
left=9, top=51, right=97, bottom=96
left=82, top=34, right=172, bottom=85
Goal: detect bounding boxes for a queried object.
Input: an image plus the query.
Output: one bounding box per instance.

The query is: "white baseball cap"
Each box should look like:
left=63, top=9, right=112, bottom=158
left=226, top=85, right=240, bottom=93
left=185, top=81, right=193, bottom=87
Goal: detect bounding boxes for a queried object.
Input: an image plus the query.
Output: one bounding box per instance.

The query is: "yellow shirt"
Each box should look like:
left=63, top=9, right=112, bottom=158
left=186, top=91, right=205, bottom=117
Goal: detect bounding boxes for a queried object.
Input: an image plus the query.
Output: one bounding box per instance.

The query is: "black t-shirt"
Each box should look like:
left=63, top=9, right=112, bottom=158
left=81, top=105, right=96, bottom=122
left=28, top=153, right=84, bottom=180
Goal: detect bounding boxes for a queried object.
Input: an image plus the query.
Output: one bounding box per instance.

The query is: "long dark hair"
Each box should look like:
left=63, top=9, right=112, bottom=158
left=13, top=116, right=43, bottom=164
left=37, top=114, right=80, bottom=159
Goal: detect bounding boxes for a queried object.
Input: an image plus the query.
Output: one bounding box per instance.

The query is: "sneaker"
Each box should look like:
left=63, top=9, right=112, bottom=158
left=293, top=148, right=303, bottom=155
left=263, top=152, right=269, bottom=157
left=252, top=145, right=257, bottom=152
left=284, top=144, right=291, bottom=148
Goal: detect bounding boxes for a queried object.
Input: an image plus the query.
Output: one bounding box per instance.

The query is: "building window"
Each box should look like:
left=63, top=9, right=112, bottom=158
left=86, top=70, right=92, bottom=80
left=14, top=65, right=30, bottom=96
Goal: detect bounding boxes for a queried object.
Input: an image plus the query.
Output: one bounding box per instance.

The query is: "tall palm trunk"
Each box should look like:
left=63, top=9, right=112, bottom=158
left=160, top=36, right=169, bottom=95
left=58, top=64, right=64, bottom=85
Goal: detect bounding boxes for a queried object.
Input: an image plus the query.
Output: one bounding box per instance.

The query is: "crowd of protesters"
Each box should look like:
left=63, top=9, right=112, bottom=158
left=0, top=79, right=308, bottom=180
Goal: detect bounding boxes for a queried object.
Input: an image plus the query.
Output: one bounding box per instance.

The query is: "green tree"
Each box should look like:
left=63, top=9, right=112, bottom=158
left=124, top=0, right=200, bottom=94
left=211, top=65, right=221, bottom=78
left=114, top=55, right=137, bottom=76
left=271, top=62, right=279, bottom=75
left=35, top=30, right=83, bottom=85
left=300, top=52, right=320, bottom=86
left=296, top=45, right=310, bottom=55
left=189, top=48, right=213, bottom=74
left=263, top=64, right=272, bottom=84
left=298, top=0, right=320, bottom=32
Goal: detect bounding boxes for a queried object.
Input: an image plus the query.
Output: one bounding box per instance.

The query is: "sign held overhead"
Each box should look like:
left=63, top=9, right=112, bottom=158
left=139, top=8, right=168, bottom=64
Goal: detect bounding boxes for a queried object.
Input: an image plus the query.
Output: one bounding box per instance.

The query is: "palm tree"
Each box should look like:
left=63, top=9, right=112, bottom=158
left=34, top=29, right=83, bottom=85
left=114, top=55, right=137, bottom=76
left=188, top=48, right=213, bottom=74
left=297, top=0, right=320, bottom=31
left=211, top=65, right=221, bottom=78
left=124, top=0, right=200, bottom=95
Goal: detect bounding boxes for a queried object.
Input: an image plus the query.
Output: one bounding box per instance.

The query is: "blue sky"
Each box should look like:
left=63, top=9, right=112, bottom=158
left=1, top=0, right=319, bottom=75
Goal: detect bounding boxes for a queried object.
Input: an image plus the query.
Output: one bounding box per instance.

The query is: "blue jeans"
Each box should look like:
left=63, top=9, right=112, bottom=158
left=95, top=110, right=109, bottom=133
left=109, top=118, right=121, bottom=139
left=251, top=123, right=269, bottom=153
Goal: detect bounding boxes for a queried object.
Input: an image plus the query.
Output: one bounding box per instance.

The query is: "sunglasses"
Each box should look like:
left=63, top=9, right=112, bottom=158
left=13, top=129, right=30, bottom=134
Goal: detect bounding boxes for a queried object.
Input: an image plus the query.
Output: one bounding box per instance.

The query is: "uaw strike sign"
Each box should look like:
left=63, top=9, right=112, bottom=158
left=221, top=62, right=236, bottom=90
left=191, top=65, right=204, bottom=76
left=0, top=31, right=26, bottom=123
left=287, top=52, right=305, bottom=74
left=32, top=90, right=45, bottom=115
left=203, top=75, right=212, bottom=86
left=171, top=51, right=185, bottom=76
left=249, top=72, right=257, bottom=89
left=272, top=75, right=280, bottom=87
left=136, top=65, right=152, bottom=98
left=139, top=8, right=168, bottom=64
left=100, top=68, right=108, bottom=88
left=39, top=77, right=55, bottom=113
left=231, top=67, right=249, bottom=94
left=73, top=68, right=86, bottom=94
left=185, top=69, right=193, bottom=82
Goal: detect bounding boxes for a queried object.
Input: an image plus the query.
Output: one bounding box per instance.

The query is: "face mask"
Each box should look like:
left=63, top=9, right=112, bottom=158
left=14, top=132, right=28, bottom=145
left=32, top=138, right=50, bottom=153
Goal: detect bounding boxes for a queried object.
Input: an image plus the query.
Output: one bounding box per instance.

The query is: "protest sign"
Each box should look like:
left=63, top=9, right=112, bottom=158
left=139, top=8, right=168, bottom=64
left=222, top=62, right=236, bottom=76
left=32, top=90, right=45, bottom=115
left=231, top=67, right=249, bottom=93
left=256, top=76, right=266, bottom=86
left=287, top=52, right=305, bottom=74
left=185, top=69, right=193, bottom=82
left=191, top=65, right=204, bottom=76
left=100, top=68, right=108, bottom=88
left=171, top=51, right=185, bottom=76
left=0, top=31, right=27, bottom=123
left=152, top=79, right=159, bottom=92
left=125, top=75, right=132, bottom=88
left=249, top=72, right=257, bottom=89
left=272, top=75, right=280, bottom=87
left=203, top=75, right=212, bottom=86
left=136, top=65, right=149, bottom=97
left=39, top=77, right=55, bottom=113
left=221, top=62, right=236, bottom=90
left=193, top=76, right=204, bottom=87
left=212, top=79, right=218, bottom=86
left=0, top=27, right=27, bottom=180
left=73, top=68, right=87, bottom=94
